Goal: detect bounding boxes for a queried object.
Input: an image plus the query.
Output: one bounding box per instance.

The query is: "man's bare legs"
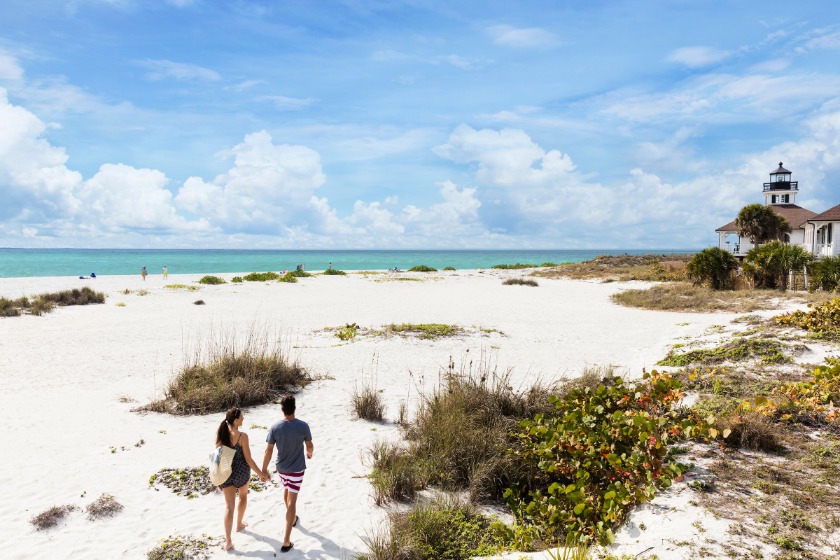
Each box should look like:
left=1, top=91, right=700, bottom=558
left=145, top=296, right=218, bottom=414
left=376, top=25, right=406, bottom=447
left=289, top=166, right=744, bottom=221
left=283, top=489, right=299, bottom=547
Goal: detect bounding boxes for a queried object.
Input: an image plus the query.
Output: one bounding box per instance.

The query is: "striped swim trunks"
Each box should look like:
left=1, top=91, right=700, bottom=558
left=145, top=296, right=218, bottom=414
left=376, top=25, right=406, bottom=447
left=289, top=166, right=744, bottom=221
left=278, top=471, right=305, bottom=493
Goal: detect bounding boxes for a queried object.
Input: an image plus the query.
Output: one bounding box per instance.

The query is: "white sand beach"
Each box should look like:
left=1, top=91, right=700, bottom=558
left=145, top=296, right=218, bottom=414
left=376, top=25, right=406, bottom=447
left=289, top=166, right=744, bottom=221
left=1, top=270, right=775, bottom=559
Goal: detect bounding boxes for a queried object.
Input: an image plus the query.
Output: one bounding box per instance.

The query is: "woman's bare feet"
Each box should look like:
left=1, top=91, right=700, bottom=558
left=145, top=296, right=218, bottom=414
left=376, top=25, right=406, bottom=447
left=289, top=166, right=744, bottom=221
left=223, top=541, right=234, bottom=551
left=236, top=521, right=248, bottom=532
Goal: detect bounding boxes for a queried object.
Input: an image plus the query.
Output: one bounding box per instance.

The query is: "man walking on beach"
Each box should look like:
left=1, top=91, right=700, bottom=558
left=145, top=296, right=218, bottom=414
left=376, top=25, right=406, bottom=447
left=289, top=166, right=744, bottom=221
left=262, top=395, right=313, bottom=553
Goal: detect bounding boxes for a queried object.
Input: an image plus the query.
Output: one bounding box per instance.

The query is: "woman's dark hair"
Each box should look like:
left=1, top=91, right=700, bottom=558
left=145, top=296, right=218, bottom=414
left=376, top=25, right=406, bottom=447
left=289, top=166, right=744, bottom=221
left=217, top=407, right=242, bottom=447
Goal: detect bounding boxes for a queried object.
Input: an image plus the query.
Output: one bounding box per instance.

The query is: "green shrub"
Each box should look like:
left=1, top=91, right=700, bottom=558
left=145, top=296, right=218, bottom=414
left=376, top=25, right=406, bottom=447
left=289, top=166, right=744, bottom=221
left=289, top=269, right=313, bottom=277
left=360, top=499, right=512, bottom=560
left=506, top=371, right=714, bottom=545
left=231, top=276, right=243, bottom=283
left=335, top=323, right=359, bottom=340
left=657, top=337, right=791, bottom=366
left=686, top=247, right=738, bottom=290
left=743, top=241, right=812, bottom=290
left=492, top=263, right=538, bottom=269
left=144, top=325, right=308, bottom=414
left=278, top=272, right=298, bottom=283
left=323, top=268, right=347, bottom=275
left=503, top=278, right=539, bottom=287
left=243, top=271, right=280, bottom=282
left=443, top=266, right=456, bottom=271
left=540, top=262, right=559, bottom=267
left=812, top=256, right=840, bottom=292
left=198, top=275, right=225, bottom=285
left=408, top=265, right=437, bottom=272
left=30, top=299, right=54, bottom=316
left=776, top=297, right=840, bottom=340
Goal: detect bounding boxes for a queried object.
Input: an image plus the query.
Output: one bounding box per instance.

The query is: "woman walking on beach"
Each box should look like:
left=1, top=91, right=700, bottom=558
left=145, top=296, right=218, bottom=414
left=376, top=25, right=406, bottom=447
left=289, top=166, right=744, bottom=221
left=216, top=407, right=265, bottom=551
left=141, top=266, right=147, bottom=281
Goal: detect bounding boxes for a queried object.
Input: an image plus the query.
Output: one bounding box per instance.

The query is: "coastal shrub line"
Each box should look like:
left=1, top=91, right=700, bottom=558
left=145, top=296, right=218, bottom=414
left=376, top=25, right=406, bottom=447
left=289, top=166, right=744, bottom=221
left=534, top=254, right=691, bottom=282
left=144, top=325, right=308, bottom=414
left=243, top=271, right=280, bottom=282
left=0, top=287, right=105, bottom=317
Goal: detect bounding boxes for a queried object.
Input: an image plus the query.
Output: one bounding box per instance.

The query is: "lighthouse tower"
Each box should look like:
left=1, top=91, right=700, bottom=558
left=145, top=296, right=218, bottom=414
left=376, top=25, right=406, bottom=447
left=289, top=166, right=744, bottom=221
left=763, top=162, right=798, bottom=206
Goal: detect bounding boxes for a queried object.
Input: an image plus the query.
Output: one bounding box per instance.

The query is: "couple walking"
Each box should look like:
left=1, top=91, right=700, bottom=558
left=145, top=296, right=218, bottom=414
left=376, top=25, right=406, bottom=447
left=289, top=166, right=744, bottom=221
left=215, top=395, right=313, bottom=553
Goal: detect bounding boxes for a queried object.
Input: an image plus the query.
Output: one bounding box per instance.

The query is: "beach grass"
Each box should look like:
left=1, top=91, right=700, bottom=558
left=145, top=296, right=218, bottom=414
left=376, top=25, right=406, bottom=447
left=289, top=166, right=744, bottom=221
left=352, top=383, right=386, bottom=421
left=382, top=323, right=461, bottom=339
left=85, top=493, right=124, bottom=520
left=144, top=324, right=308, bottom=414
left=502, top=278, right=539, bottom=287
left=360, top=498, right=513, bottom=560
left=164, top=284, right=199, bottom=291
left=0, top=287, right=105, bottom=317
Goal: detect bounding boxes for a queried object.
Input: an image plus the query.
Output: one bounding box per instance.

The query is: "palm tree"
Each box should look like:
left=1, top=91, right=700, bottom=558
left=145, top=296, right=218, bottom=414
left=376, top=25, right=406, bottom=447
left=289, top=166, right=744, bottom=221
left=735, top=204, right=791, bottom=246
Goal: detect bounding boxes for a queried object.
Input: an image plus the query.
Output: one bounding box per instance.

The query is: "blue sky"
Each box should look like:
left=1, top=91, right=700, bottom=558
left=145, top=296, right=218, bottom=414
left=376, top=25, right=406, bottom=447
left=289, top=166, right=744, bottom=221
left=1, top=0, right=839, bottom=249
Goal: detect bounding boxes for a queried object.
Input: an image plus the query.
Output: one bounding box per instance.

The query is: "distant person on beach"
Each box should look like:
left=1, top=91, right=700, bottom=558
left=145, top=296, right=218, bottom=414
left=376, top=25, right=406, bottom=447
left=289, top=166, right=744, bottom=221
left=141, top=266, right=147, bottom=281
left=90, top=272, right=96, bottom=278
left=327, top=262, right=332, bottom=270
left=216, top=407, right=265, bottom=551
left=261, top=395, right=313, bottom=554
left=162, top=265, right=168, bottom=280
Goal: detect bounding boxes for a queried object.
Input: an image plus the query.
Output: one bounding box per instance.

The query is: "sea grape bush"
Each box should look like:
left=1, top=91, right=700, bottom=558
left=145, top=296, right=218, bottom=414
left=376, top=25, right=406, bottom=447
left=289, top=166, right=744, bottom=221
left=506, top=371, right=715, bottom=545
left=776, top=298, right=840, bottom=335
left=755, top=358, right=840, bottom=424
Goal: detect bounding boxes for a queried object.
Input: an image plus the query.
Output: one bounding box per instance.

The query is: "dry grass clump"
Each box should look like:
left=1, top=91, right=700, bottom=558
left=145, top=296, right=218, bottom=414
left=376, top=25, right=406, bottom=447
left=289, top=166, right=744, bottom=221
left=502, top=278, right=539, bottom=287
left=534, top=254, right=692, bottom=281
left=144, top=325, right=308, bottom=414
left=353, top=384, right=386, bottom=421
left=369, top=366, right=557, bottom=505
left=382, top=323, right=461, bottom=339
left=611, top=282, right=783, bottom=312
left=720, top=412, right=783, bottom=453
left=30, top=504, right=76, bottom=530
left=85, top=493, right=124, bottom=520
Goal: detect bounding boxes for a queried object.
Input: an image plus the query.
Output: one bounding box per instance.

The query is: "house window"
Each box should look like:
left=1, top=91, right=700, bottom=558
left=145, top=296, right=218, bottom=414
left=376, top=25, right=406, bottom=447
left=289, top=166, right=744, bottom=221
left=771, top=195, right=777, bottom=203
left=781, top=194, right=789, bottom=203
left=829, top=224, right=834, bottom=244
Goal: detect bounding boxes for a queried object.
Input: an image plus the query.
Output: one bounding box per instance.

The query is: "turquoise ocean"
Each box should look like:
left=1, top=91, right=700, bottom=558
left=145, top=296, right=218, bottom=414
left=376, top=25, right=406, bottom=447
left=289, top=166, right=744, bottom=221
left=0, top=248, right=696, bottom=279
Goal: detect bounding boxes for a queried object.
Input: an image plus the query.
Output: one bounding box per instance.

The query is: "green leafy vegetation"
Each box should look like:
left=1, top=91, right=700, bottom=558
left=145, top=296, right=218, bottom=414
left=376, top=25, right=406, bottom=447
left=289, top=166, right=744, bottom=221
left=408, top=265, right=438, bottom=272
left=508, top=371, right=714, bottom=545
left=242, top=271, right=280, bottom=281
left=144, top=326, right=308, bottom=414
left=197, top=275, right=225, bottom=285
left=231, top=276, right=243, bottom=283
left=743, top=241, right=812, bottom=290
left=812, top=256, right=840, bottom=292
left=164, top=284, right=199, bottom=291
left=278, top=272, right=298, bottom=283
left=443, top=266, right=456, bottom=271
left=503, top=278, right=539, bottom=287
left=383, top=323, right=460, bottom=338
left=148, top=467, right=216, bottom=497
left=658, top=337, right=792, bottom=366
left=322, top=268, right=347, bottom=275
left=776, top=297, right=840, bottom=340
left=290, top=268, right=313, bottom=277
left=360, top=499, right=513, bottom=560
left=335, top=322, right=359, bottom=340
left=686, top=247, right=739, bottom=290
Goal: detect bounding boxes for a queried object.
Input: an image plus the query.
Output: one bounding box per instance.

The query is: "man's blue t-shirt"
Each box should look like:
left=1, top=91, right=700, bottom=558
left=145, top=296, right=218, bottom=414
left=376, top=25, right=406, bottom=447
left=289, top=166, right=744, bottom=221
left=266, top=418, right=312, bottom=473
